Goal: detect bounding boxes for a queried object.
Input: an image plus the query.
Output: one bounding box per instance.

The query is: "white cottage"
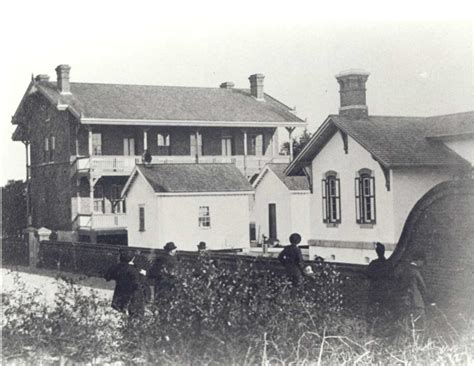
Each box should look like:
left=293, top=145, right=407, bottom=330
left=285, top=70, right=473, bottom=264
left=122, top=163, right=254, bottom=251
left=252, top=163, right=310, bottom=245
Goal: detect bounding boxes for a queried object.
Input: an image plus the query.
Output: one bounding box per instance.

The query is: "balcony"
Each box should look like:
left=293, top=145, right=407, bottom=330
left=73, top=154, right=290, bottom=178
left=72, top=213, right=127, bottom=231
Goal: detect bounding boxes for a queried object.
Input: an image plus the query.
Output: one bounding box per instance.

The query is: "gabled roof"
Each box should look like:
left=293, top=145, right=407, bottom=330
left=286, top=111, right=474, bottom=175
left=253, top=163, right=310, bottom=191
left=13, top=79, right=305, bottom=127
left=124, top=163, right=254, bottom=194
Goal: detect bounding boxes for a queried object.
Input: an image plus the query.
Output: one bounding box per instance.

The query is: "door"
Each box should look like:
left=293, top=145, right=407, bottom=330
left=190, top=133, right=202, bottom=157
left=123, top=138, right=135, bottom=156
left=268, top=203, right=277, bottom=240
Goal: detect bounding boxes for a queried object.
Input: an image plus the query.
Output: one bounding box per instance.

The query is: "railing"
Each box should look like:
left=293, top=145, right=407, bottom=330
left=73, top=154, right=291, bottom=177
left=72, top=213, right=127, bottom=230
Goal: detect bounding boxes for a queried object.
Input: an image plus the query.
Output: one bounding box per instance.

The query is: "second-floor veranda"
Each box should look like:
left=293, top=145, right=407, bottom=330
left=72, top=125, right=294, bottom=178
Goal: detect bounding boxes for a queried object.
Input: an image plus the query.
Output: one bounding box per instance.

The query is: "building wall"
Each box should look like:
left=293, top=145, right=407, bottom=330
left=309, top=132, right=396, bottom=245
left=127, top=174, right=251, bottom=251
left=254, top=170, right=310, bottom=244
left=27, top=93, right=74, bottom=230
left=391, top=166, right=457, bottom=239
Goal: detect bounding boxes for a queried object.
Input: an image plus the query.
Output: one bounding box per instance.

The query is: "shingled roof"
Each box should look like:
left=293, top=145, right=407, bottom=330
left=129, top=164, right=254, bottom=194
left=29, top=80, right=304, bottom=125
left=254, top=164, right=310, bottom=191
left=286, top=111, right=474, bottom=175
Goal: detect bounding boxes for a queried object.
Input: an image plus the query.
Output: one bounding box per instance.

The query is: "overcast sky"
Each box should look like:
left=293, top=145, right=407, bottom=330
left=1, top=1, right=472, bottom=185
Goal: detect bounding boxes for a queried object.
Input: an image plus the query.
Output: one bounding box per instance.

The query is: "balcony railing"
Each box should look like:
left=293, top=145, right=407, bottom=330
left=74, top=154, right=290, bottom=177
left=72, top=213, right=127, bottom=230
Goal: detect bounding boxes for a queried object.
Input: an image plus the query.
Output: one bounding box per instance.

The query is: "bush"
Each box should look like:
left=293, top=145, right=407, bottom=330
left=2, top=260, right=473, bottom=365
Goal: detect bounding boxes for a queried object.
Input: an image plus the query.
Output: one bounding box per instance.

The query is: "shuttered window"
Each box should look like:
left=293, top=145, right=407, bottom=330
left=322, top=175, right=341, bottom=224
left=355, top=173, right=376, bottom=224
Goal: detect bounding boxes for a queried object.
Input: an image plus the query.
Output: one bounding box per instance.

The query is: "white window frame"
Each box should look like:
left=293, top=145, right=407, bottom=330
left=198, top=206, right=211, bottom=228
left=157, top=133, right=170, bottom=147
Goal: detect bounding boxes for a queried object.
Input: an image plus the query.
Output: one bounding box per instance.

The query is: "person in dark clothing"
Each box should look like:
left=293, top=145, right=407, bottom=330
left=399, top=251, right=435, bottom=331
left=148, top=242, right=178, bottom=302
left=366, top=242, right=393, bottom=332
left=104, top=250, right=141, bottom=315
left=278, top=233, right=306, bottom=287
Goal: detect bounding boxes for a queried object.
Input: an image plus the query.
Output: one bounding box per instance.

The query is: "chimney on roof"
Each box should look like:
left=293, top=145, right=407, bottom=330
left=35, top=74, right=50, bottom=83
left=249, top=73, right=265, bottom=100
left=220, top=82, right=235, bottom=89
left=55, top=64, right=71, bottom=94
left=335, top=69, right=370, bottom=119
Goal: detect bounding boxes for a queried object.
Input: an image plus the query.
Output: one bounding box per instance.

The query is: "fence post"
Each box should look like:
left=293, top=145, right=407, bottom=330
left=24, top=227, right=39, bottom=267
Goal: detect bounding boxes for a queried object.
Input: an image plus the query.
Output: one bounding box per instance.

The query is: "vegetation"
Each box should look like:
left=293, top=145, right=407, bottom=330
left=280, top=128, right=313, bottom=159
left=1, top=179, right=27, bottom=239
left=2, top=258, right=473, bottom=365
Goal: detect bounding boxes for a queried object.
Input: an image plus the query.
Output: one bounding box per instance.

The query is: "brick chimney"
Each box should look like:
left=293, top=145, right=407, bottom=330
left=335, top=69, right=370, bottom=119
left=220, top=82, right=235, bottom=89
left=35, top=74, right=50, bottom=83
left=55, top=64, right=71, bottom=94
left=249, top=74, right=265, bottom=100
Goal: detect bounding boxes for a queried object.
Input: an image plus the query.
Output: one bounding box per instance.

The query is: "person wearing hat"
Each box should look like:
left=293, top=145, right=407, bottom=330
left=278, top=233, right=306, bottom=288
left=148, top=242, right=178, bottom=302
left=197, top=241, right=207, bottom=254
left=104, top=250, right=142, bottom=315
left=366, top=242, right=393, bottom=332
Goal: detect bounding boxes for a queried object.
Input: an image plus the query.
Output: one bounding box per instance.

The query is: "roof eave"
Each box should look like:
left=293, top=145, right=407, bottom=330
left=80, top=117, right=306, bottom=128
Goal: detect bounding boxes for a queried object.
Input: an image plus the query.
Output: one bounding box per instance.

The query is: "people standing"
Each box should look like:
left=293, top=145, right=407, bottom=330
left=399, top=251, right=435, bottom=332
left=278, top=233, right=306, bottom=288
left=104, top=250, right=141, bottom=315
left=366, top=242, right=392, bottom=333
left=148, top=242, right=178, bottom=302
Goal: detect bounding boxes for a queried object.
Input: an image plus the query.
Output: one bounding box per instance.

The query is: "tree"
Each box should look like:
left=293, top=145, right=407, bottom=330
left=1, top=180, right=27, bottom=239
left=280, top=128, right=313, bottom=159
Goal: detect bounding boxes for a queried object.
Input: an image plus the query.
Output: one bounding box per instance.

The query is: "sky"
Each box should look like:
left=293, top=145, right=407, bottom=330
left=0, top=1, right=473, bottom=185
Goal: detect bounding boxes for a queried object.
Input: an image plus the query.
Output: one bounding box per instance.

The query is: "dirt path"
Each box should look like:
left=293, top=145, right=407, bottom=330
left=1, top=265, right=114, bottom=306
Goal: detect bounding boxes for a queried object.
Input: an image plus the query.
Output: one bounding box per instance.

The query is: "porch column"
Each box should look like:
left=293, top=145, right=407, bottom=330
left=143, top=129, right=148, bottom=151
left=271, top=130, right=279, bottom=158
left=76, top=179, right=81, bottom=214
left=88, top=128, right=93, bottom=156
left=23, top=140, right=32, bottom=226
left=286, top=127, right=295, bottom=162
left=243, top=130, right=248, bottom=175
left=89, top=178, right=94, bottom=216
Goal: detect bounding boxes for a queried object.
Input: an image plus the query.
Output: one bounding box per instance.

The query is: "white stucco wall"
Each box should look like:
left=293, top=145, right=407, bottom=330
left=309, top=133, right=396, bottom=244
left=443, top=138, right=474, bottom=165
left=254, top=169, right=311, bottom=244
left=126, top=173, right=251, bottom=251
left=391, top=166, right=457, bottom=239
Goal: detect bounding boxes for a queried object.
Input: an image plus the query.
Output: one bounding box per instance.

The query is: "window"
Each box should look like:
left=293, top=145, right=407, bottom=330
left=111, top=185, right=126, bottom=214
left=198, top=206, right=211, bottom=228
left=322, top=174, right=341, bottom=224
left=221, top=136, right=233, bottom=156
left=355, top=171, right=376, bottom=224
left=249, top=134, right=263, bottom=156
left=93, top=185, right=105, bottom=213
left=157, top=133, right=170, bottom=147
left=92, top=133, right=102, bottom=155
left=157, top=133, right=171, bottom=155
left=190, top=133, right=202, bottom=157
left=49, top=135, right=55, bottom=161
left=123, top=138, right=135, bottom=156
left=44, top=137, right=49, bottom=162
left=139, top=205, right=145, bottom=231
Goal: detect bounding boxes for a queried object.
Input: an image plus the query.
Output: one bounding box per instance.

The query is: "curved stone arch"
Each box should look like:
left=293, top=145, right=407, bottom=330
left=389, top=179, right=474, bottom=309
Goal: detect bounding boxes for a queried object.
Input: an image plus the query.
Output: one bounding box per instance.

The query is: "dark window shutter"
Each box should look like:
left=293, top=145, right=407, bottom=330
left=322, top=179, right=327, bottom=223
left=355, top=177, right=361, bottom=223
left=336, top=178, right=341, bottom=223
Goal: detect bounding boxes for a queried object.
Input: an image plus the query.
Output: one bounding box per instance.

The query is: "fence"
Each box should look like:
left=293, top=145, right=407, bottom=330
left=38, top=240, right=369, bottom=312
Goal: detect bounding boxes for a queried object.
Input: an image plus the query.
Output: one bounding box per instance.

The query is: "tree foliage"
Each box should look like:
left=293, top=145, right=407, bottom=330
left=280, top=128, right=313, bottom=158
left=1, top=180, right=27, bottom=239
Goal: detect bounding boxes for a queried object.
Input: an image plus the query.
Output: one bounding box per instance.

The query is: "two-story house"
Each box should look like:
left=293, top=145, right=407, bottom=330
left=11, top=65, right=306, bottom=244
left=284, top=70, right=473, bottom=264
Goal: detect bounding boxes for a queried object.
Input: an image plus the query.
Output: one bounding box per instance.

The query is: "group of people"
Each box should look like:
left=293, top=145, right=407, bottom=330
left=104, top=241, right=209, bottom=317
left=366, top=242, right=436, bottom=333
